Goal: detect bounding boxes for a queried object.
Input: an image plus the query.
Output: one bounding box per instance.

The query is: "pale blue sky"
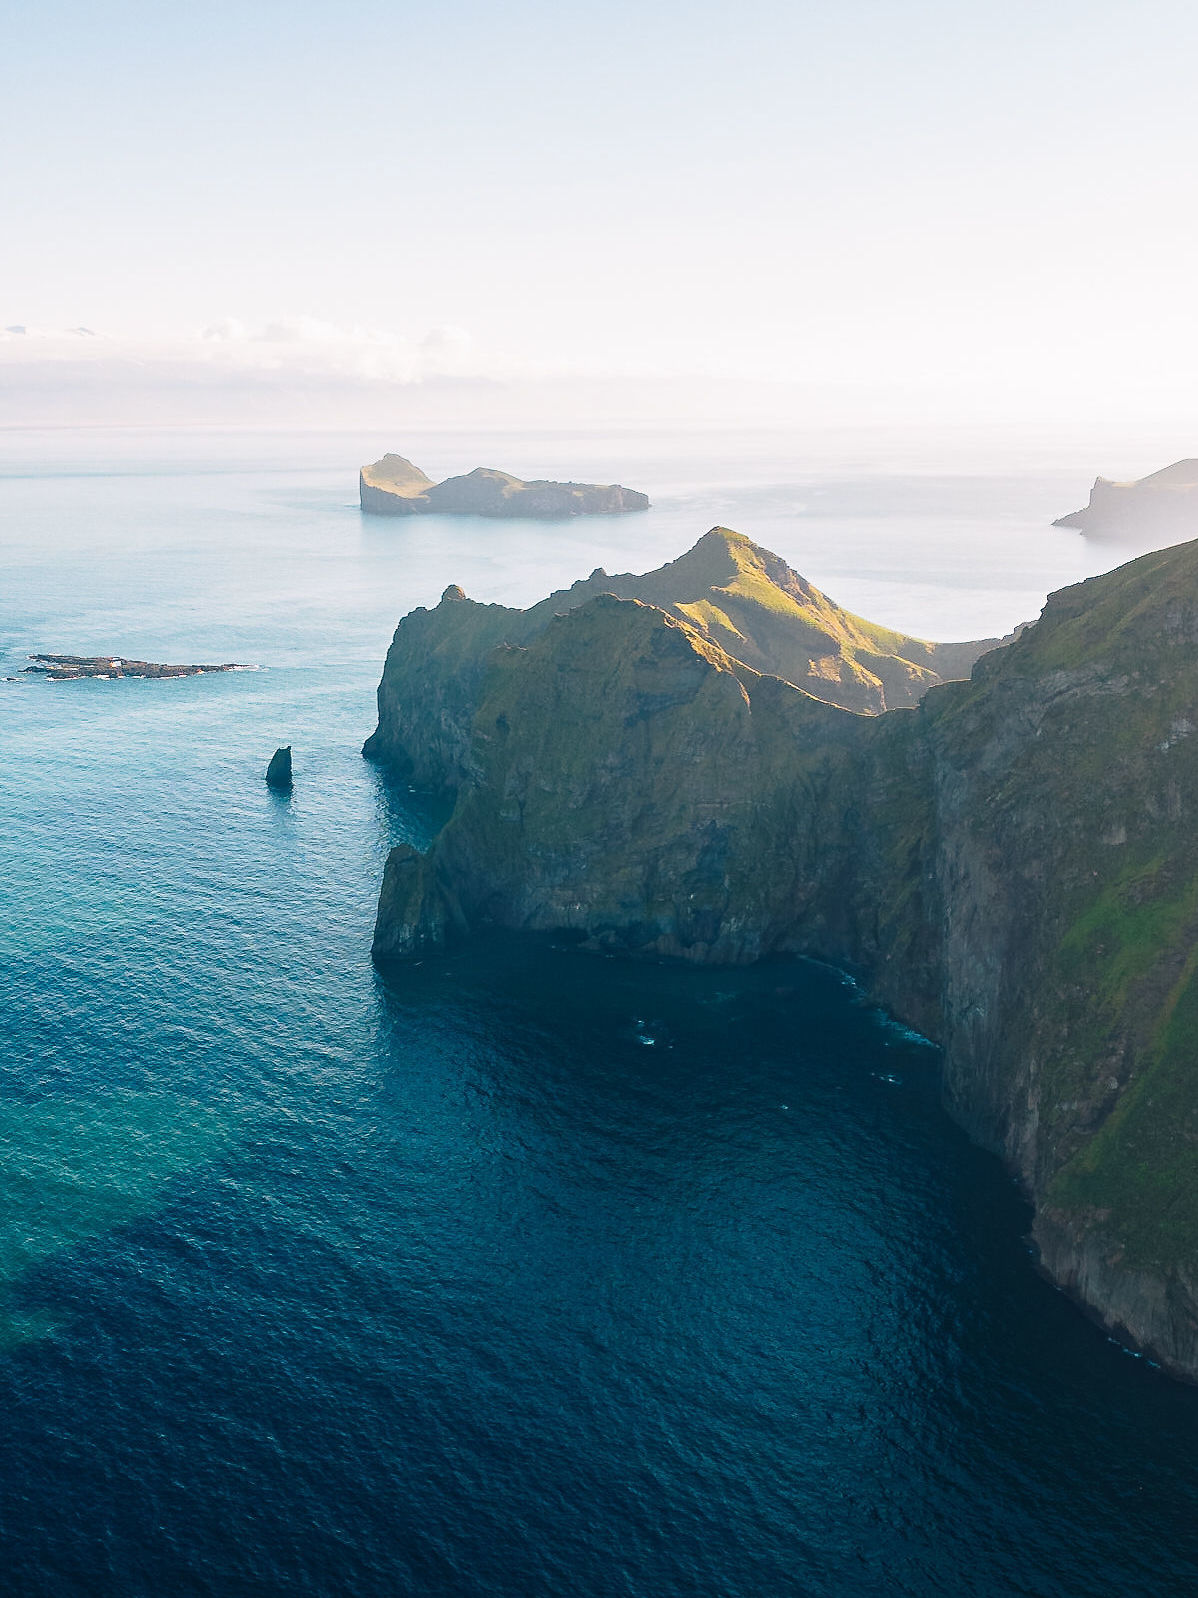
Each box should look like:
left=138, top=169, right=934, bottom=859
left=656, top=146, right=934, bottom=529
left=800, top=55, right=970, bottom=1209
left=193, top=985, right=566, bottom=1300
left=6, top=0, right=1198, bottom=431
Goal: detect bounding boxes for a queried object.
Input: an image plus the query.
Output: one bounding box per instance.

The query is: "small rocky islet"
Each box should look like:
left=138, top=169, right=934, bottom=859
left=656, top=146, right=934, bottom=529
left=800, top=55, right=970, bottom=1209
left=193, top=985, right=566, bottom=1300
left=265, top=745, right=293, bottom=791
left=19, top=654, right=251, bottom=681
left=359, top=452, right=649, bottom=518
left=364, top=521, right=1198, bottom=1382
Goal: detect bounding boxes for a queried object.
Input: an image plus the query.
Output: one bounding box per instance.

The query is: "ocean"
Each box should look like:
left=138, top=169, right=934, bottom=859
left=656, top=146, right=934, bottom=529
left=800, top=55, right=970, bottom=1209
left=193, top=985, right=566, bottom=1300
left=2, top=426, right=1197, bottom=1596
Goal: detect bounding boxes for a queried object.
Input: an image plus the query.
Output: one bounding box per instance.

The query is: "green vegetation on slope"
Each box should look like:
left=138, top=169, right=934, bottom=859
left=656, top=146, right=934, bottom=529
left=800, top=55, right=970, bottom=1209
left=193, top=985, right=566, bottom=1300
left=364, top=526, right=1004, bottom=794
left=530, top=527, right=1001, bottom=714
left=1048, top=856, right=1198, bottom=1266
left=913, top=537, right=1198, bottom=1284
left=373, top=594, right=875, bottom=962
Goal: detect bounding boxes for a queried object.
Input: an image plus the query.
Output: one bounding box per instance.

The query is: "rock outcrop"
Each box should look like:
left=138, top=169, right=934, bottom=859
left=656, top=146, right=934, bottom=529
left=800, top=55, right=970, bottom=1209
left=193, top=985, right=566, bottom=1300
left=266, top=746, right=293, bottom=791
left=366, top=527, right=1198, bottom=1381
left=1055, top=460, right=1198, bottom=543
left=23, top=655, right=250, bottom=680
left=359, top=453, right=649, bottom=518
left=359, top=454, right=435, bottom=515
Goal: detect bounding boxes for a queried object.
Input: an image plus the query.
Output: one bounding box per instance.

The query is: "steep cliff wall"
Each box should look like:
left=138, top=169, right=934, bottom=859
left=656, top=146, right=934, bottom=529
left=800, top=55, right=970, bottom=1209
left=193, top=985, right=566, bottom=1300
left=918, top=545, right=1198, bottom=1375
left=373, top=596, right=887, bottom=962
left=367, top=531, right=1198, bottom=1378
left=1054, top=459, right=1198, bottom=543
left=361, top=586, right=530, bottom=794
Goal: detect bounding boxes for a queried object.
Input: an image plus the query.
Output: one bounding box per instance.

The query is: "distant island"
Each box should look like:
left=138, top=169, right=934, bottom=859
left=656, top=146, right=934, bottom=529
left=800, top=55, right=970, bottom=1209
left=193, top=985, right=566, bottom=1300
left=365, top=523, right=1198, bottom=1382
left=359, top=452, right=649, bottom=518
left=21, top=655, right=250, bottom=680
left=1055, top=459, right=1198, bottom=542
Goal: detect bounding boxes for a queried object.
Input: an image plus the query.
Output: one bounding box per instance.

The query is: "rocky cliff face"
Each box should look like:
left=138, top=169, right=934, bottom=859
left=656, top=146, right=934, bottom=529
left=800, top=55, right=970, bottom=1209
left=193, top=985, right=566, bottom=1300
left=359, top=453, right=649, bottom=517
left=373, top=596, right=878, bottom=963
left=917, top=546, right=1198, bottom=1376
left=1054, top=459, right=1198, bottom=543
left=361, top=584, right=527, bottom=794
left=367, top=528, right=1198, bottom=1379
left=359, top=454, right=435, bottom=515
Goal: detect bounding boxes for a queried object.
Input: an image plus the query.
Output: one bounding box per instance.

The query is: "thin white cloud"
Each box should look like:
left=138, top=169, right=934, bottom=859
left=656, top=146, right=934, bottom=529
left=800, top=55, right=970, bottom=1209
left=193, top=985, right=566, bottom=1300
left=0, top=324, right=106, bottom=343
left=256, top=316, right=345, bottom=345
left=0, top=317, right=488, bottom=388
left=417, top=325, right=473, bottom=377
left=200, top=317, right=247, bottom=341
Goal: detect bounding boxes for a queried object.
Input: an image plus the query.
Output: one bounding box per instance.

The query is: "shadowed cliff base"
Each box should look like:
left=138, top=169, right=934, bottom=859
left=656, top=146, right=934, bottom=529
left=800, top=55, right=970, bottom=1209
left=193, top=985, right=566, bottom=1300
left=366, top=527, right=1198, bottom=1382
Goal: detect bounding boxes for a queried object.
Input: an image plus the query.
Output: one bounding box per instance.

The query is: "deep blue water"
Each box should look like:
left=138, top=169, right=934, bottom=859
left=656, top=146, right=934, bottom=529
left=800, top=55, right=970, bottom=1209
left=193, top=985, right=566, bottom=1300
left=3, top=432, right=1198, bottom=1596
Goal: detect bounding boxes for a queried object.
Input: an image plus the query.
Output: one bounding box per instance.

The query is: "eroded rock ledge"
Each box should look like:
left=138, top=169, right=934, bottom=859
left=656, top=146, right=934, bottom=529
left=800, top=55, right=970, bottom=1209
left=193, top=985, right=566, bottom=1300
left=366, top=526, right=1198, bottom=1380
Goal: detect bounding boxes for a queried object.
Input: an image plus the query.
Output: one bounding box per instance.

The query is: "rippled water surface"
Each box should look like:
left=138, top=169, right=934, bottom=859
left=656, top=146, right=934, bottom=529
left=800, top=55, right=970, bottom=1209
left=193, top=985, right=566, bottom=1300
left=3, top=431, right=1197, bottom=1596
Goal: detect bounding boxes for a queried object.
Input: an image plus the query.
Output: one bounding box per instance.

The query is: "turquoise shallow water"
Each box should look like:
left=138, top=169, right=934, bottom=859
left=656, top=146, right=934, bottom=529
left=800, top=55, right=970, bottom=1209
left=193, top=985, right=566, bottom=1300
left=3, top=432, right=1198, bottom=1596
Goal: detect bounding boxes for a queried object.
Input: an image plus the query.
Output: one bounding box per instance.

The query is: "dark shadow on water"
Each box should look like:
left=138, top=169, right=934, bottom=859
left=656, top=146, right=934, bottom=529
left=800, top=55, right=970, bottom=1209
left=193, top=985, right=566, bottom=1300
left=367, top=758, right=453, bottom=851
left=6, top=931, right=1198, bottom=1597
left=361, top=931, right=1198, bottom=1598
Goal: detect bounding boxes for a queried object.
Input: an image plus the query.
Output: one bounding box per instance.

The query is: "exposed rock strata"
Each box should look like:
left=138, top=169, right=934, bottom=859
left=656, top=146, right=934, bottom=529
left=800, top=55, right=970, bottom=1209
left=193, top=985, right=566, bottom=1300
left=359, top=452, right=649, bottom=518
left=367, top=528, right=1198, bottom=1380
left=1055, top=459, right=1198, bottom=543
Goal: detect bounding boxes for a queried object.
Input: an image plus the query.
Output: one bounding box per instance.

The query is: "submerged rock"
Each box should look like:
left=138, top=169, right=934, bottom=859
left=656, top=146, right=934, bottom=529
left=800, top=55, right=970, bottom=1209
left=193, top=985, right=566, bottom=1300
left=359, top=452, right=649, bottom=518
left=368, top=526, right=1198, bottom=1382
left=266, top=746, right=293, bottom=790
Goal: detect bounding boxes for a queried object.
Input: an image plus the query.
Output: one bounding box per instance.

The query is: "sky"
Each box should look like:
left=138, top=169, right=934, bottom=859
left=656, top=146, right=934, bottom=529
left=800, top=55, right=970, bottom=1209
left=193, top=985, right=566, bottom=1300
left=5, top=0, right=1198, bottom=443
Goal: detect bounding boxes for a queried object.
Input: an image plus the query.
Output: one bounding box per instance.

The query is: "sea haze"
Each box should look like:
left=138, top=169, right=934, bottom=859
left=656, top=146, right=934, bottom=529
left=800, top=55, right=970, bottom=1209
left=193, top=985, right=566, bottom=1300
left=2, top=430, right=1196, bottom=1597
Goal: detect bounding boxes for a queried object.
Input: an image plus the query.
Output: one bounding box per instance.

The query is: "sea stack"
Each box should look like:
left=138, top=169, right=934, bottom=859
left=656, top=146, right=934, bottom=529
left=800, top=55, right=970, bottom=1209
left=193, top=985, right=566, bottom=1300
left=266, top=746, right=293, bottom=791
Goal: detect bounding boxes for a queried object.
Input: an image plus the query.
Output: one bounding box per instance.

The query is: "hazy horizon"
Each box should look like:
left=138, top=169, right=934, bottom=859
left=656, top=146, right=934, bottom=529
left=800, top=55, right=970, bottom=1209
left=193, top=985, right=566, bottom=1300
left=7, top=0, right=1198, bottom=450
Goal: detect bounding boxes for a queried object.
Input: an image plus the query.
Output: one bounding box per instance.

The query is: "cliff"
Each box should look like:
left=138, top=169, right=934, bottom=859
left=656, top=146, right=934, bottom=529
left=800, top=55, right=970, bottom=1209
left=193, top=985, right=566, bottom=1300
left=359, top=453, right=649, bottom=518
left=918, top=544, right=1198, bottom=1377
left=1054, top=459, right=1198, bottom=543
left=367, top=529, right=1198, bottom=1380
left=372, top=597, right=880, bottom=962
left=359, top=453, right=435, bottom=515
